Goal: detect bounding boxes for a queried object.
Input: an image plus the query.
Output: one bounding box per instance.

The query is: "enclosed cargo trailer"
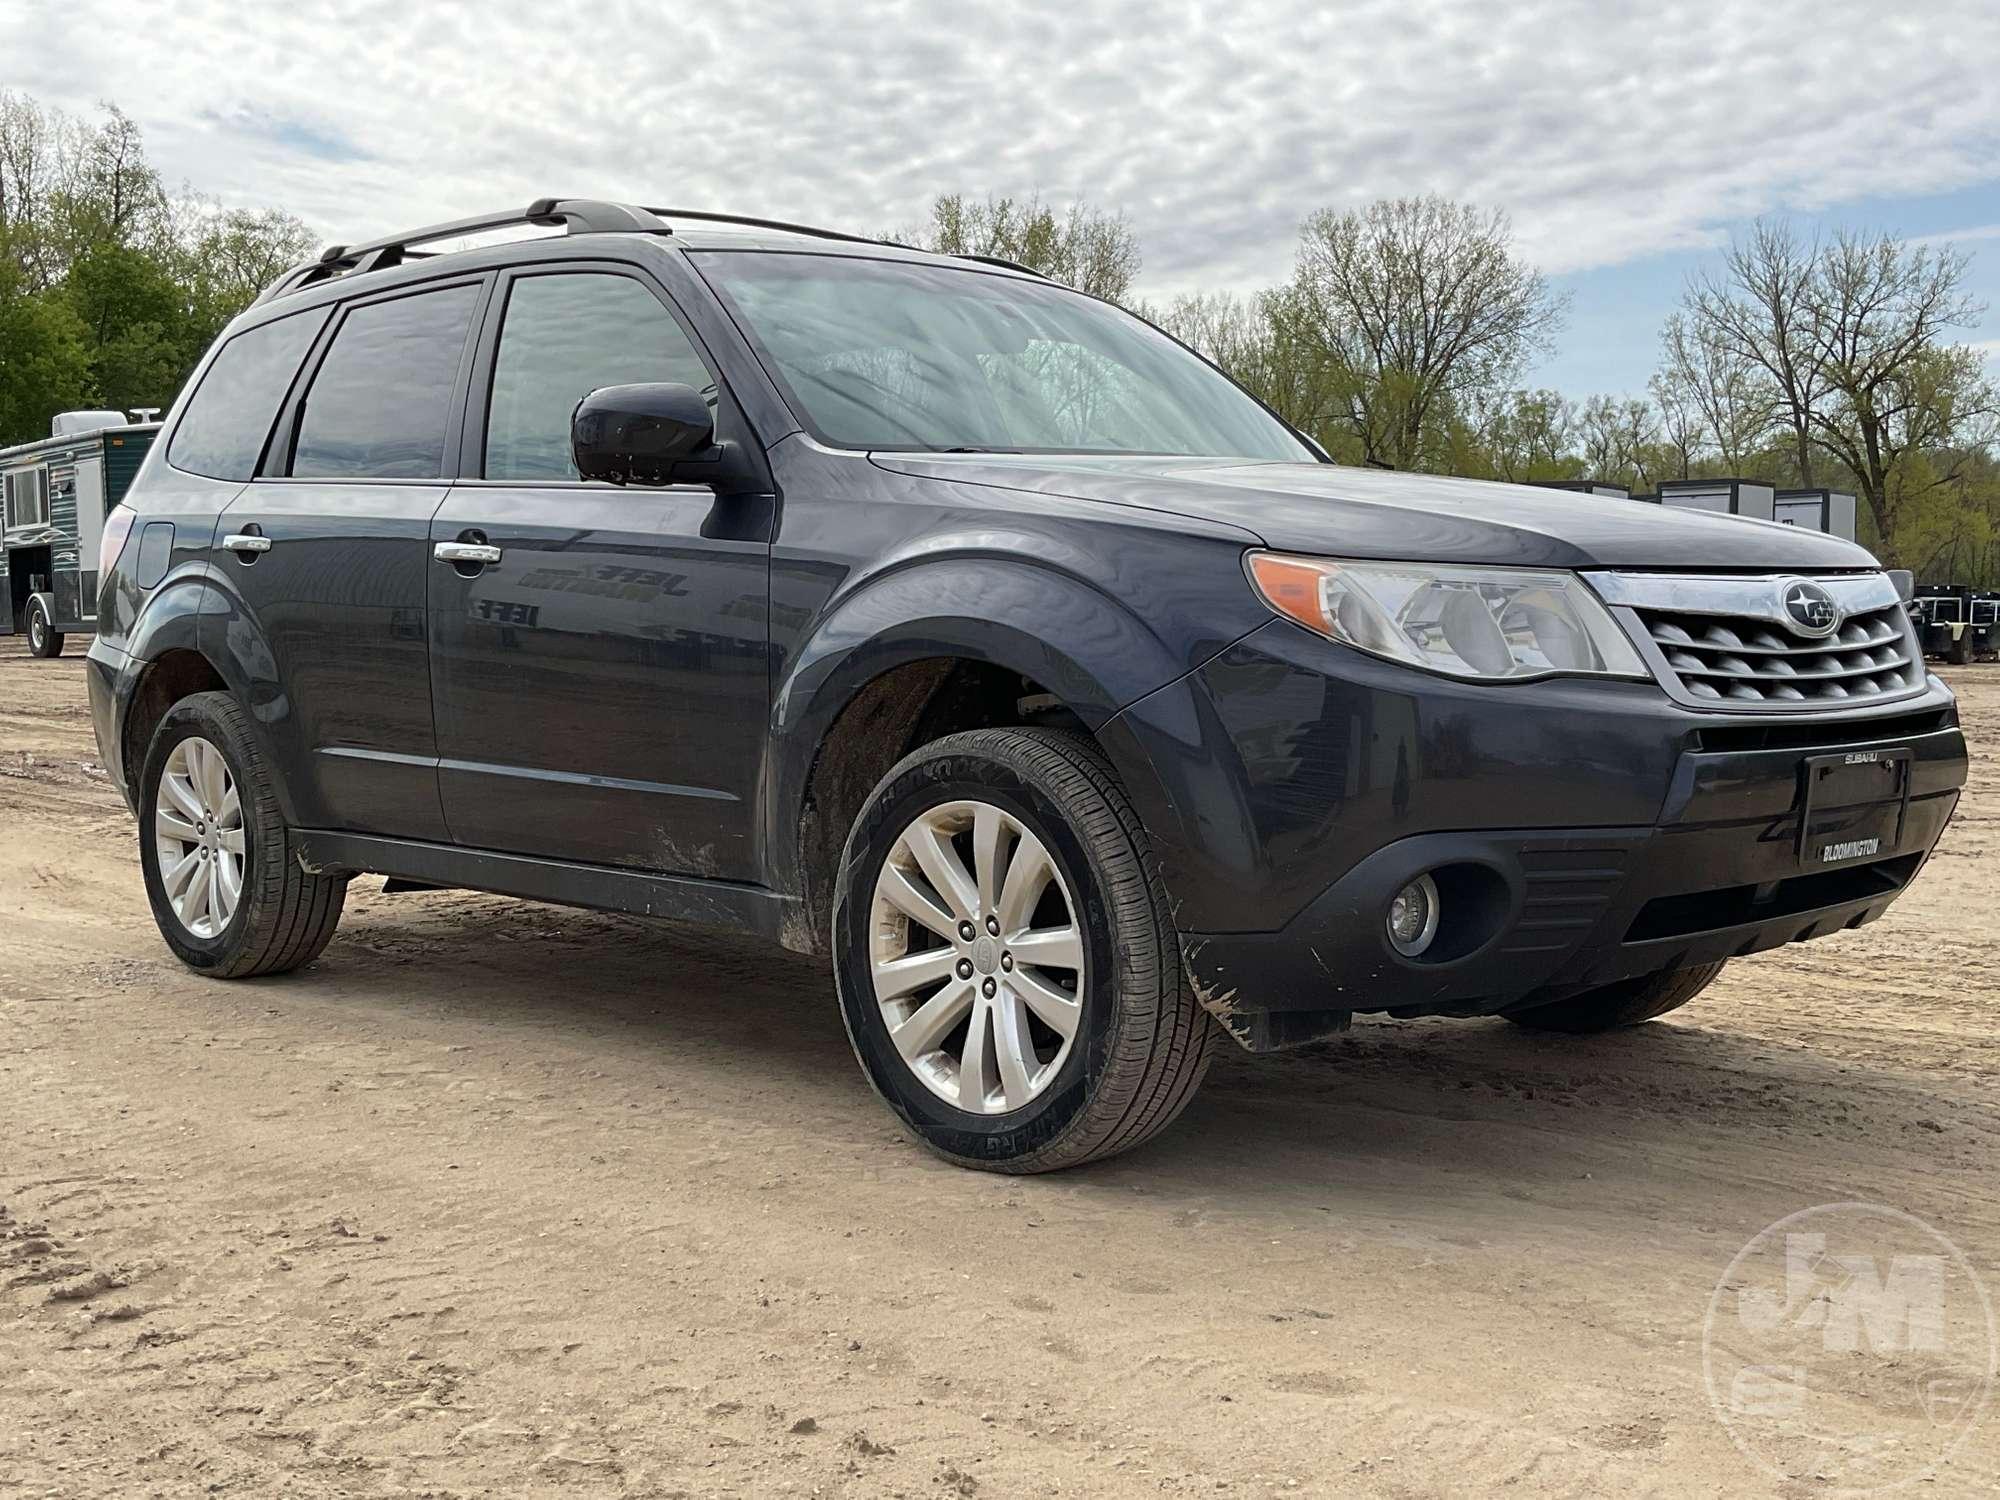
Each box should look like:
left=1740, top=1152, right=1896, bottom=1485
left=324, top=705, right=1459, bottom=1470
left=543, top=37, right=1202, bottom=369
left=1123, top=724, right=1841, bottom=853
left=0, top=413, right=160, bottom=657
left=1775, top=487, right=1859, bottom=542
left=1656, top=478, right=1777, bottom=522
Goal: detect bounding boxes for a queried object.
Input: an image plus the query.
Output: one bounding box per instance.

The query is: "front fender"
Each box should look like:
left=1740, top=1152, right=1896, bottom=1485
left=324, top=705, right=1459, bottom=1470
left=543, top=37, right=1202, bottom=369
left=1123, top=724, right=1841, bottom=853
left=763, top=553, right=1254, bottom=900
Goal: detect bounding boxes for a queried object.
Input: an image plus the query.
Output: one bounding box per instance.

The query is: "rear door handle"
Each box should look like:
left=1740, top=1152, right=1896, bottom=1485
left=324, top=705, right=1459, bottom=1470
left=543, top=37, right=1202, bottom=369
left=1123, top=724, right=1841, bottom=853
left=434, top=542, right=502, bottom=565
left=221, top=533, right=272, bottom=555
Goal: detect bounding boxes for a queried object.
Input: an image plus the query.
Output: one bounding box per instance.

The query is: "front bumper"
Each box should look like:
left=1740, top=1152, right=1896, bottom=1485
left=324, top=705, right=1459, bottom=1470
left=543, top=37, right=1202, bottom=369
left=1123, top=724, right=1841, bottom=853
left=1097, top=621, right=1968, bottom=1049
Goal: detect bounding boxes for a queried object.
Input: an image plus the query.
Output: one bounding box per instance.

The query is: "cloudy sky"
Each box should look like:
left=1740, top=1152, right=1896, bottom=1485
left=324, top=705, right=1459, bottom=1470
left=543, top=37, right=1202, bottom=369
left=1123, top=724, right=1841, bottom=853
left=7, top=0, right=2000, bottom=395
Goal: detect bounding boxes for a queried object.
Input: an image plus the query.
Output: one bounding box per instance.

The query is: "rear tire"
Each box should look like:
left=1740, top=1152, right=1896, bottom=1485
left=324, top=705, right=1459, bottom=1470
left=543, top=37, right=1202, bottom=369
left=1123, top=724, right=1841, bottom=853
left=1504, top=961, right=1725, bottom=1034
left=138, top=691, right=348, bottom=978
left=26, top=597, right=62, bottom=658
left=832, top=728, right=1218, bottom=1173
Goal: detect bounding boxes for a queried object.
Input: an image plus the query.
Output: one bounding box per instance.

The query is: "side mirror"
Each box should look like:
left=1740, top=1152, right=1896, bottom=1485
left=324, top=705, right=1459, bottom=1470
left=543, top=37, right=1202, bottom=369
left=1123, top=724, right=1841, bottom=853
left=572, top=382, right=717, bottom=486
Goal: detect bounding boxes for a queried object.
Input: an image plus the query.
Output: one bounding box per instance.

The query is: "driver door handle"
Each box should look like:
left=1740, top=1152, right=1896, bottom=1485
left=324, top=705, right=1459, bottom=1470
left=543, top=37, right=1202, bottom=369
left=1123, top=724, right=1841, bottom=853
left=434, top=541, right=502, bottom=565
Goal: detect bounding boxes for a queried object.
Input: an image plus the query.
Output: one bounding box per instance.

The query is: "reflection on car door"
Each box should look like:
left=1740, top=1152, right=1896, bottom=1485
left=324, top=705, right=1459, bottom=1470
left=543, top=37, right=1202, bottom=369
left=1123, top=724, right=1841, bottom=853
left=427, top=266, right=771, bottom=879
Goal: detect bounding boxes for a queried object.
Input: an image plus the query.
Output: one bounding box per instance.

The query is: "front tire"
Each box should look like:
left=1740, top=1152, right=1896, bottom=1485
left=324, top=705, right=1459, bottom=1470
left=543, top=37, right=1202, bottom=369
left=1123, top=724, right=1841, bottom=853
left=832, top=728, right=1217, bottom=1173
left=1504, top=961, right=1725, bottom=1034
left=138, top=691, right=348, bottom=978
left=26, top=597, right=62, bottom=658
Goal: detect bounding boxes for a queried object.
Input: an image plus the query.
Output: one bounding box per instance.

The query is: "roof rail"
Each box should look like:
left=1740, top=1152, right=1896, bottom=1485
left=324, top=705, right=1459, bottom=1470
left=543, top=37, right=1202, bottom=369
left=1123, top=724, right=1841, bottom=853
left=953, top=253, right=1049, bottom=279
left=642, top=207, right=887, bottom=248
left=252, top=198, right=669, bottom=306
left=649, top=210, right=1047, bottom=279
left=248, top=198, right=1045, bottom=309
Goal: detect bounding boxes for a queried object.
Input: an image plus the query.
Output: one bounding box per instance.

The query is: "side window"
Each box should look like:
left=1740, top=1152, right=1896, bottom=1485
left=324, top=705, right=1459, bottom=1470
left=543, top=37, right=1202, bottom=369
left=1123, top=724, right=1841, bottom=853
left=293, top=284, right=481, bottom=480
left=484, top=273, right=714, bottom=481
left=169, top=308, right=329, bottom=481
left=6, top=468, right=51, bottom=527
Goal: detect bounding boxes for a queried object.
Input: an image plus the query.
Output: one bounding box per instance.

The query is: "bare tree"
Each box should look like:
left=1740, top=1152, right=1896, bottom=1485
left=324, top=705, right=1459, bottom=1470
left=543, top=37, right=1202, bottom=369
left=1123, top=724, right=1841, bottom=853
left=900, top=193, right=1140, bottom=303
left=1687, top=221, right=1827, bottom=484
left=1802, top=231, right=1995, bottom=540
left=1647, top=364, right=1704, bottom=482
left=1657, top=311, right=1774, bottom=472
left=1276, top=196, right=1567, bottom=470
left=1466, top=388, right=1574, bottom=483
left=1576, top=394, right=1661, bottom=490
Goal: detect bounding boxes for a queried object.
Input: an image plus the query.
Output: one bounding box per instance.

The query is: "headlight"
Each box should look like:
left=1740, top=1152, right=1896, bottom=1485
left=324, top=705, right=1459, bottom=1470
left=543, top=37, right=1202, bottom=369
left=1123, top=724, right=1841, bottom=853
left=1246, top=552, right=1647, bottom=682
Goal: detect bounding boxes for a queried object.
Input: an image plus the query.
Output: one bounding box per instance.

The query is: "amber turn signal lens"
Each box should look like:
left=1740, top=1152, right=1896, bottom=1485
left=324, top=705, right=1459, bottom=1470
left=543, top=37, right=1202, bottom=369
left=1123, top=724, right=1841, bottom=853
left=1245, top=552, right=1330, bottom=635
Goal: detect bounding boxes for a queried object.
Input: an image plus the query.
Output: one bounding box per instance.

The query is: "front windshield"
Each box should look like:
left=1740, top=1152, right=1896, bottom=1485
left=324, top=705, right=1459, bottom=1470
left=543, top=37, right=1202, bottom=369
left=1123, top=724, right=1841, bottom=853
left=694, top=251, right=1315, bottom=461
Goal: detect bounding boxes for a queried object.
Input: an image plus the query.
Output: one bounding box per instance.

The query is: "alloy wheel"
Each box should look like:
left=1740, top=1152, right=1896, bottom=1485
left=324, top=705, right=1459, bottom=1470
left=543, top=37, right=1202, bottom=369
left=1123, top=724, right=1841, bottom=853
left=154, top=736, right=245, bottom=939
left=869, top=799, right=1086, bottom=1114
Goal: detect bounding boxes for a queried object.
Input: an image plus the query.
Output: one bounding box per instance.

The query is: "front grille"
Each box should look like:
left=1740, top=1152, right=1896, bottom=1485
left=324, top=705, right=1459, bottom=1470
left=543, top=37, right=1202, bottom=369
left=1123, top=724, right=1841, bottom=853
left=1583, top=571, right=1926, bottom=713
left=1638, top=602, right=1922, bottom=704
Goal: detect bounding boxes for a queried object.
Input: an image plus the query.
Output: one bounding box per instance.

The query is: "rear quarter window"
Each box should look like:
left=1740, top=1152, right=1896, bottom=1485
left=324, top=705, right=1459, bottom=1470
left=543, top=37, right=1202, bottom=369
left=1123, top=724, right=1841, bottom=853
left=168, top=308, right=329, bottom=481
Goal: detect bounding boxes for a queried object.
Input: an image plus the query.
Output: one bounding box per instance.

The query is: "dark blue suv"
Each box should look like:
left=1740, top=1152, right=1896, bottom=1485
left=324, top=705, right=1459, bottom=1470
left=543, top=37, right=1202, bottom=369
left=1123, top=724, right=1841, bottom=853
left=88, top=199, right=1969, bottom=1171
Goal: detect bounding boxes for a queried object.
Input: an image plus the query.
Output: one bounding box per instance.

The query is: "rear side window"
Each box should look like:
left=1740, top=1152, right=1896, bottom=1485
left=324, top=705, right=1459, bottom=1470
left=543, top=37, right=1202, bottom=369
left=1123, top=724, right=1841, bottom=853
left=3, top=468, right=51, bottom=526
left=168, top=308, right=328, bottom=480
left=484, top=273, right=714, bottom=481
left=293, top=284, right=481, bottom=479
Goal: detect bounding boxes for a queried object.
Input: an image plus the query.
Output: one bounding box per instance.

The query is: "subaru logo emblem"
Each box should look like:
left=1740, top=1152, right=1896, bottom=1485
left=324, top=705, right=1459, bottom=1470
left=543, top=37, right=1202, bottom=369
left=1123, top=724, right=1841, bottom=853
left=1780, top=579, right=1842, bottom=638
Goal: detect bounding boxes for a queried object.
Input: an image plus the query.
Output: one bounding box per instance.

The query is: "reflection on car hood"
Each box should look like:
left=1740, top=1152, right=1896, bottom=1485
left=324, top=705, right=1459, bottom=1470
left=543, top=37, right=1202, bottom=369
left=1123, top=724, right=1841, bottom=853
left=869, top=453, right=1881, bottom=572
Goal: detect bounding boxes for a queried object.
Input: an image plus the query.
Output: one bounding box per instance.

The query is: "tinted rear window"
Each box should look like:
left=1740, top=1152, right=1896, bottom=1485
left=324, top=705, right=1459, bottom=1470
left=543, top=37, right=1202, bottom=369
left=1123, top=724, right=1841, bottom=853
left=293, top=284, right=481, bottom=479
left=168, top=309, right=328, bottom=480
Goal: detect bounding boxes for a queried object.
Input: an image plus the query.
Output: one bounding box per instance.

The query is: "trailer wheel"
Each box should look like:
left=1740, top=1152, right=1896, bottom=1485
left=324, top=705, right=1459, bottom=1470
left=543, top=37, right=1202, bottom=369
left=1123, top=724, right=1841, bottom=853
left=26, top=596, right=63, bottom=658
left=1948, top=628, right=1973, bottom=666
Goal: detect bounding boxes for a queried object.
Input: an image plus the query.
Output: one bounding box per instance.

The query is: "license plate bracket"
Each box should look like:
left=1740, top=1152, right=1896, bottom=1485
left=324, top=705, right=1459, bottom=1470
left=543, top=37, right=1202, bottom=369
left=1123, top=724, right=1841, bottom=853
left=1795, top=747, right=1913, bottom=868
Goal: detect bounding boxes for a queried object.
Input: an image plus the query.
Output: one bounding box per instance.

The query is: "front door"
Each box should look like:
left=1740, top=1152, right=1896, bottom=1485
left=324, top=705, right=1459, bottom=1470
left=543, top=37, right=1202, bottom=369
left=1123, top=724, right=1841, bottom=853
left=218, top=277, right=487, bottom=841
left=427, top=266, right=770, bottom=880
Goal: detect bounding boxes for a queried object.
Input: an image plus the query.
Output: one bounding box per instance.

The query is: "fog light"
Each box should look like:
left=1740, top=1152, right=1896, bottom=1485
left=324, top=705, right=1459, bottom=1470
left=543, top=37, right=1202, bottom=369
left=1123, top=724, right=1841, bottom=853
left=1387, top=873, right=1440, bottom=957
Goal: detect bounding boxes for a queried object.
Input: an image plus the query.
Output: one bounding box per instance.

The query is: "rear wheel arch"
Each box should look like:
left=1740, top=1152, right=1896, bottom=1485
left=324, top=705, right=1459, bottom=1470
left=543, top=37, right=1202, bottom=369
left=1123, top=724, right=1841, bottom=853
left=123, top=648, right=230, bottom=795
left=124, top=574, right=303, bottom=824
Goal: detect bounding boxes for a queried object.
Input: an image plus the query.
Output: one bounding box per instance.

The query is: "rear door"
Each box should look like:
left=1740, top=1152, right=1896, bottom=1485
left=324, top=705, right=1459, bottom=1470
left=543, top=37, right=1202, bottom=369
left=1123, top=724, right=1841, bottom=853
left=217, top=276, right=487, bottom=840
left=427, top=263, right=771, bottom=879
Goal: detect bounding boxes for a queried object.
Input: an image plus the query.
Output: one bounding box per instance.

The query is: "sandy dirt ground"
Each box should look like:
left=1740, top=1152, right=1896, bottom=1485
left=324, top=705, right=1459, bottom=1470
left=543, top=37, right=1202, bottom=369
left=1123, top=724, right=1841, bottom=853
left=2, top=635, right=1997, bottom=1498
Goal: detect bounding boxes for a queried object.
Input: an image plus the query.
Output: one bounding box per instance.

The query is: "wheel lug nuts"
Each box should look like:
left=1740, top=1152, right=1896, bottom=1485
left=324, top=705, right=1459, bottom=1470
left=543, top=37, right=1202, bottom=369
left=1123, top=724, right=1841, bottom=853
left=956, top=959, right=974, bottom=980
left=985, top=915, right=1000, bottom=936
left=958, top=921, right=976, bottom=942
left=981, top=978, right=997, bottom=997
left=1001, top=953, right=1014, bottom=971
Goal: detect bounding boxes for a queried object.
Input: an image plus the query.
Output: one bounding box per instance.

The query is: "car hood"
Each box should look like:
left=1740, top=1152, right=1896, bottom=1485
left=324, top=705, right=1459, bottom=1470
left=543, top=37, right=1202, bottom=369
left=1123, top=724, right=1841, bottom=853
left=869, top=454, right=1881, bottom=572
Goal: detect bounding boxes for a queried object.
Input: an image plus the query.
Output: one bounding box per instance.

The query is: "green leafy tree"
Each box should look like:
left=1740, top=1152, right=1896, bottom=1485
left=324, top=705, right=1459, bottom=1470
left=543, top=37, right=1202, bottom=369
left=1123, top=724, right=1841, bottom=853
left=0, top=91, right=313, bottom=445
left=0, top=250, right=90, bottom=441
